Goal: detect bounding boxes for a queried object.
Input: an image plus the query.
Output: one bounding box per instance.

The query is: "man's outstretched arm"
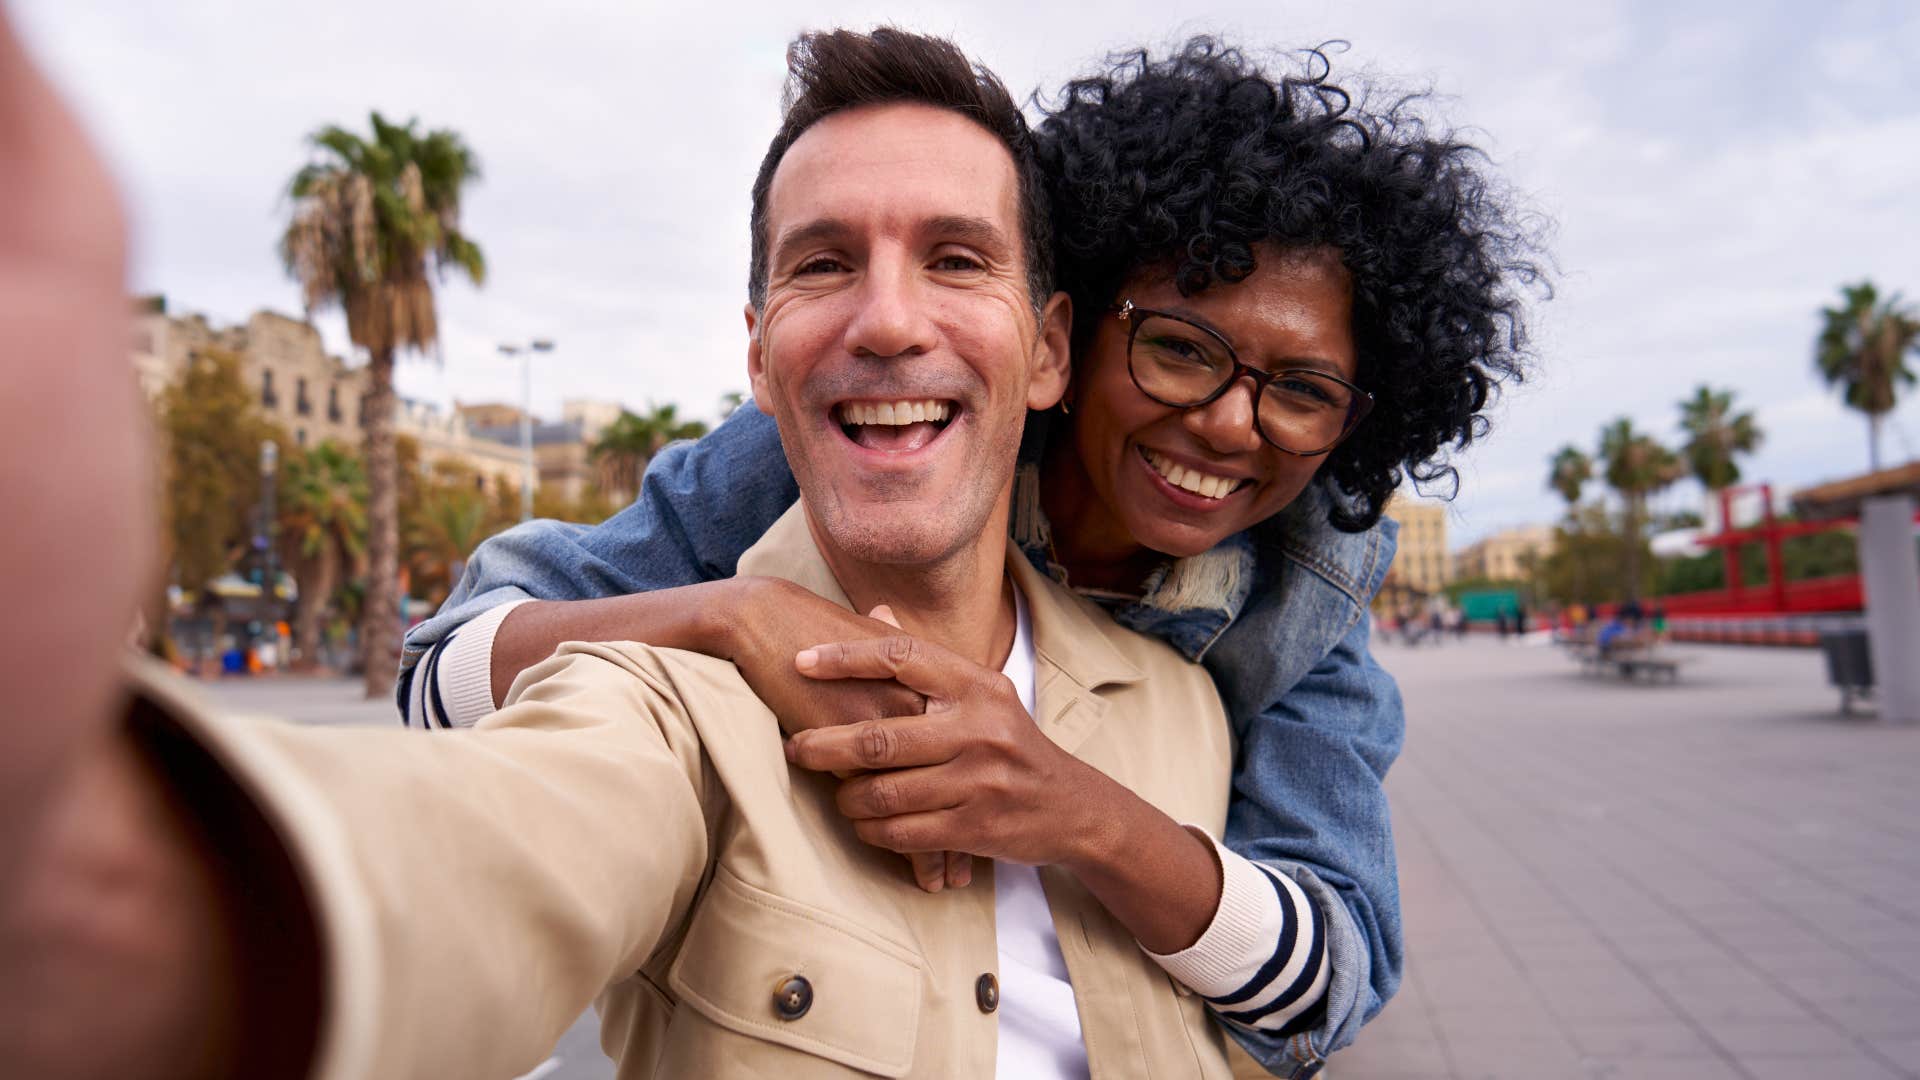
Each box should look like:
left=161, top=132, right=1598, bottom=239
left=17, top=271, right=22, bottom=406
left=5, top=650, right=714, bottom=1080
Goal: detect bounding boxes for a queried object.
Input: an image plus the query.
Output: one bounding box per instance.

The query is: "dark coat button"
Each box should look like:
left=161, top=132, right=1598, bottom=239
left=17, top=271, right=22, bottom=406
left=975, top=972, right=999, bottom=1013
left=773, top=975, right=813, bottom=1020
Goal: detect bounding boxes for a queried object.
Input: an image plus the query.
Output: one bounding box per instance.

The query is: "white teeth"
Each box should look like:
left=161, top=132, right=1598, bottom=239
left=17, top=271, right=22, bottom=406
left=838, top=399, right=952, bottom=427
left=1142, top=448, right=1242, bottom=500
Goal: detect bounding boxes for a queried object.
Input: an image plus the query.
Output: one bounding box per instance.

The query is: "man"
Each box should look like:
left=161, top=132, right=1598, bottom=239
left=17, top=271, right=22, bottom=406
left=0, top=24, right=1284, bottom=1079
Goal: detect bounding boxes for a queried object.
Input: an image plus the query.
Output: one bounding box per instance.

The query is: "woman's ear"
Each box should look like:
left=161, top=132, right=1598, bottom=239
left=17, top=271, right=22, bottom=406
left=1026, top=291, right=1073, bottom=410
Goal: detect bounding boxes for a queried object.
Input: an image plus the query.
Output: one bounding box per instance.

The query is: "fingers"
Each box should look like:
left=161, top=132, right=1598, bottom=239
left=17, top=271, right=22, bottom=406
left=852, top=810, right=964, bottom=855
left=794, top=633, right=976, bottom=698
left=785, top=713, right=960, bottom=773
left=834, top=767, right=955, bottom=821
left=946, top=851, right=973, bottom=888
left=908, top=852, right=947, bottom=893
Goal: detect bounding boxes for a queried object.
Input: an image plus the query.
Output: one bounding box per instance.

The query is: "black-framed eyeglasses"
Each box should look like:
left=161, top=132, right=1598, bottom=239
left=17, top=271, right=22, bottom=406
left=1115, top=299, right=1373, bottom=456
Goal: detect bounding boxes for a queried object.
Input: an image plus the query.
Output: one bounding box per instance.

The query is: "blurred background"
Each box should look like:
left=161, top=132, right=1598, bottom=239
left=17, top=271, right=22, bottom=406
left=12, top=0, right=1918, bottom=676
left=12, top=1, right=1920, bottom=1077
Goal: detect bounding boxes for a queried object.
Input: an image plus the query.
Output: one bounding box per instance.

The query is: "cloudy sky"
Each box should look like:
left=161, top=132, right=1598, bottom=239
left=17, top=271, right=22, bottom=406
left=15, top=0, right=1920, bottom=546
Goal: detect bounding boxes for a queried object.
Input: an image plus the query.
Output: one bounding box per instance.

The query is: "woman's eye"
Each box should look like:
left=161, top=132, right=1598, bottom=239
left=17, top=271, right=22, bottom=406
left=1277, top=377, right=1334, bottom=403
left=1146, top=336, right=1210, bottom=364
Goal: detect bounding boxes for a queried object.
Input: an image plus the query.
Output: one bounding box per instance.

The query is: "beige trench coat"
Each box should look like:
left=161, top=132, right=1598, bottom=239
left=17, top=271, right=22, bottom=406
left=137, top=506, right=1239, bottom=1078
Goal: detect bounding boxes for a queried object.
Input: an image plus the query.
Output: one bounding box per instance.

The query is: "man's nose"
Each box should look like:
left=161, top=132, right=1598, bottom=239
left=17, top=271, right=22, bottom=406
left=1183, top=375, right=1265, bottom=455
left=843, top=256, right=937, bottom=359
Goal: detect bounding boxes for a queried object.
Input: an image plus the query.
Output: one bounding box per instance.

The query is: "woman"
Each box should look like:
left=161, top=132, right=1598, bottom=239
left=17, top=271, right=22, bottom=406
left=401, top=38, right=1542, bottom=1074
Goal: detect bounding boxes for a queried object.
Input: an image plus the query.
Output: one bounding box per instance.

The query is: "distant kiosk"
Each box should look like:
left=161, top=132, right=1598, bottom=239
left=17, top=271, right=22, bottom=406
left=1794, top=463, right=1920, bottom=724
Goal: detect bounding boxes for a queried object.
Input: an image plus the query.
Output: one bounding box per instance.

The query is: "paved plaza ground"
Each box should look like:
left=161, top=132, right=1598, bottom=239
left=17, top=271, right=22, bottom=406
left=201, top=635, right=1920, bottom=1080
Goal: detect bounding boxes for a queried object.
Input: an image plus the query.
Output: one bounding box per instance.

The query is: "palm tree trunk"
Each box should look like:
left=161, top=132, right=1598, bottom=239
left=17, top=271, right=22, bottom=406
left=293, top=549, right=338, bottom=672
left=1869, top=414, right=1883, bottom=473
left=361, top=347, right=401, bottom=698
left=1622, top=496, right=1644, bottom=603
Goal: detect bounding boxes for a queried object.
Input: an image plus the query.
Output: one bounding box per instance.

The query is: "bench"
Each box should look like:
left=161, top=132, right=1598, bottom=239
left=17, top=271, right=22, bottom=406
left=1610, top=654, right=1693, bottom=683
left=1567, top=640, right=1693, bottom=682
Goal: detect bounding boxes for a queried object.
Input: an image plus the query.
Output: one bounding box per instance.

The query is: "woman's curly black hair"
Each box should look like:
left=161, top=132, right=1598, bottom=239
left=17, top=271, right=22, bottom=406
left=1033, top=37, right=1550, bottom=532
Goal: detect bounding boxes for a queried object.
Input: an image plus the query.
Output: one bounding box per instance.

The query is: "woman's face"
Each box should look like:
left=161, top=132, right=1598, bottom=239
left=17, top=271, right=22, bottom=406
left=1068, top=245, right=1359, bottom=559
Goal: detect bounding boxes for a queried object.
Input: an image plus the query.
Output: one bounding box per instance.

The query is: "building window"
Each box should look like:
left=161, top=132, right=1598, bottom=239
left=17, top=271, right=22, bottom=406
left=296, top=428, right=307, bottom=447
left=327, top=385, right=342, bottom=423
left=261, top=370, right=277, bottom=409
left=296, top=377, right=312, bottom=417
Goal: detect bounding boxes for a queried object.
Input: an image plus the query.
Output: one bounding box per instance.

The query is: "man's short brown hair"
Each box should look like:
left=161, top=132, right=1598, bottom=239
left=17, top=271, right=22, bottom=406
left=747, top=27, right=1052, bottom=312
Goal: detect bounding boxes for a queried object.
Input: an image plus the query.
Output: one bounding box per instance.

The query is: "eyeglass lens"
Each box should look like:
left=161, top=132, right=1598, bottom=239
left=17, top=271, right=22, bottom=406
left=1129, top=313, right=1357, bottom=452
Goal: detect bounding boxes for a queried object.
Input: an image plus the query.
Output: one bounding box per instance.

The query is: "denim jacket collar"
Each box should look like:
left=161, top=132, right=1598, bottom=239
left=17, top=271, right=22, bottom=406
left=1010, top=452, right=1385, bottom=664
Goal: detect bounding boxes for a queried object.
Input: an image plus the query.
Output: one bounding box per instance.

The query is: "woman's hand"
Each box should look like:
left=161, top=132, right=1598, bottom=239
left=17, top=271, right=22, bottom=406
left=783, top=630, right=1224, bottom=953
left=782, top=632, right=1120, bottom=869
left=711, top=579, right=971, bottom=892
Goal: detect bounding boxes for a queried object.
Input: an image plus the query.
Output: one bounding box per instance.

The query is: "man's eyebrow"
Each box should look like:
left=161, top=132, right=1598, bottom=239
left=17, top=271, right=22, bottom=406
left=920, top=215, right=1011, bottom=252
left=770, top=218, right=854, bottom=264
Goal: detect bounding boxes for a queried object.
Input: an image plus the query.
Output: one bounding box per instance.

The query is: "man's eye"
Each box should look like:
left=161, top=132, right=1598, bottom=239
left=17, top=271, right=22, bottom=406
left=796, top=257, right=847, bottom=275
left=932, top=254, right=984, bottom=272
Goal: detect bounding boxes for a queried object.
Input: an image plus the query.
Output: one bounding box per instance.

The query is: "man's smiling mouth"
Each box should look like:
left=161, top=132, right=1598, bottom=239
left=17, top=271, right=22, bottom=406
left=835, top=398, right=957, bottom=453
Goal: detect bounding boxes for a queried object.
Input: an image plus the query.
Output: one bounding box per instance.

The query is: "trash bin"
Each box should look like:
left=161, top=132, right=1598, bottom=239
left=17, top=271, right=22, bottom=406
left=1819, top=630, right=1873, bottom=714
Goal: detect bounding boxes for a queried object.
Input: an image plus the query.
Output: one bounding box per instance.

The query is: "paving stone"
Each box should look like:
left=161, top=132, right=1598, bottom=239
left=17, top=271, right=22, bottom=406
left=1339, top=640, right=1920, bottom=1080
left=1734, top=1054, right=1913, bottom=1079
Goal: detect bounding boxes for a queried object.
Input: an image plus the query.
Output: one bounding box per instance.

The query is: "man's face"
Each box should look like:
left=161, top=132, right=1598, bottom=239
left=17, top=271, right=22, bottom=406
left=747, top=102, right=1067, bottom=568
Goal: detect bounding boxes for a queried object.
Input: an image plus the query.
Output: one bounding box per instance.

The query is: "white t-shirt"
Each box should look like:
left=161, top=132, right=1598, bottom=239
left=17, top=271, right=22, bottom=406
left=994, top=587, right=1091, bottom=1080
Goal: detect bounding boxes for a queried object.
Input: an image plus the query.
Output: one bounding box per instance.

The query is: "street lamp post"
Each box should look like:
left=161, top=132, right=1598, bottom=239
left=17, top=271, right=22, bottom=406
left=498, top=339, right=555, bottom=522
left=258, top=438, right=279, bottom=668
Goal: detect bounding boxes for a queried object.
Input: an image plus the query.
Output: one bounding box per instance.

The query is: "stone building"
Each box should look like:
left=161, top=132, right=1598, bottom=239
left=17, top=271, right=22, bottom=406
left=133, top=300, right=542, bottom=496
left=1382, top=494, right=1451, bottom=597
left=1453, top=524, right=1556, bottom=583
left=133, top=300, right=632, bottom=506
left=462, top=399, right=625, bottom=505
left=133, top=303, right=366, bottom=451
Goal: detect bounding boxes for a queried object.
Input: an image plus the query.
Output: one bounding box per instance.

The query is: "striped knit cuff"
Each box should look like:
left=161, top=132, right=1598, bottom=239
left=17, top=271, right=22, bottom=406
left=434, top=599, right=532, bottom=728
left=1145, top=829, right=1287, bottom=996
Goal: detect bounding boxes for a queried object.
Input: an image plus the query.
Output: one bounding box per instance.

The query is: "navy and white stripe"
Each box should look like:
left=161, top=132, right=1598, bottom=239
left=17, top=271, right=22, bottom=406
left=400, top=599, right=530, bottom=730
left=1146, top=835, right=1331, bottom=1036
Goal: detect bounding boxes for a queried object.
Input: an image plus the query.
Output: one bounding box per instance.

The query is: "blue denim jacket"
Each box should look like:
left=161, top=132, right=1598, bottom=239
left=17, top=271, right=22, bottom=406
left=400, top=406, right=1403, bottom=1078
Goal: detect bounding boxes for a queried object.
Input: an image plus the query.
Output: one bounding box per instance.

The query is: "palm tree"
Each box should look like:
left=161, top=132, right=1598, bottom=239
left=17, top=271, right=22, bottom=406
left=404, top=480, right=495, bottom=607
left=278, top=442, right=368, bottom=670
left=1547, top=445, right=1593, bottom=513
left=280, top=112, right=486, bottom=696
left=1598, top=418, right=1687, bottom=601
left=1678, top=385, right=1764, bottom=492
left=589, top=403, right=710, bottom=501
left=1814, top=281, right=1919, bottom=472
left=1546, top=444, right=1595, bottom=604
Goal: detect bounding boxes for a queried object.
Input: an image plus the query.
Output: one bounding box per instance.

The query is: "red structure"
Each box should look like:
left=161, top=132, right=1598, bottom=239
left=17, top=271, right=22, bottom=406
left=1645, top=480, right=1920, bottom=643
left=1663, top=484, right=1863, bottom=616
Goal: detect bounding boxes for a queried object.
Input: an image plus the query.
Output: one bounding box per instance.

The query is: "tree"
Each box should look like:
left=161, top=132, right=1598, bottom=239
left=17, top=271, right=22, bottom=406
left=280, top=112, right=486, bottom=696
left=1814, top=281, right=1919, bottom=472
left=278, top=441, right=367, bottom=669
left=1538, top=504, right=1648, bottom=607
left=404, top=473, right=495, bottom=608
left=589, top=403, right=710, bottom=500
left=1598, top=417, right=1686, bottom=602
left=1678, top=384, right=1763, bottom=492
left=1547, top=445, right=1593, bottom=512
left=158, top=348, right=282, bottom=595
